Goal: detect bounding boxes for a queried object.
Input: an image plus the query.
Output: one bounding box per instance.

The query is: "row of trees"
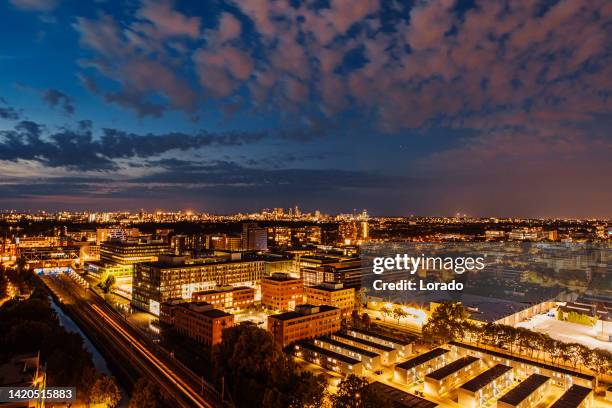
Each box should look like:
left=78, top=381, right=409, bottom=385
left=423, top=302, right=612, bottom=385
left=0, top=286, right=122, bottom=406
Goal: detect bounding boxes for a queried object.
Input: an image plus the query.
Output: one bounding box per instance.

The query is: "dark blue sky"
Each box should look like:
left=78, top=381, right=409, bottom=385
left=0, top=0, right=610, bottom=217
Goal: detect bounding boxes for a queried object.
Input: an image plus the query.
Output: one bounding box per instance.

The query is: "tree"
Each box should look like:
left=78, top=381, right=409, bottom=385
left=330, top=375, right=392, bottom=408
left=88, top=375, right=121, bottom=408
left=213, top=324, right=326, bottom=408
left=99, top=273, right=116, bottom=293
left=129, top=378, right=165, bottom=408
left=392, top=307, right=408, bottom=324
left=361, top=313, right=371, bottom=330
left=379, top=306, right=392, bottom=322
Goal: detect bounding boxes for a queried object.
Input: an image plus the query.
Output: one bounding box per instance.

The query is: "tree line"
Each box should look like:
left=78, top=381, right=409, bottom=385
left=422, top=302, right=612, bottom=386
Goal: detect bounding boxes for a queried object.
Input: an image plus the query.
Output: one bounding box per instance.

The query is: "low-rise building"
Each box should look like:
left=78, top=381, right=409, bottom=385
left=450, top=341, right=594, bottom=389
left=293, top=340, right=363, bottom=376
left=160, top=301, right=234, bottom=346
left=192, top=286, right=255, bottom=312
left=393, top=348, right=450, bottom=385
left=314, top=336, right=382, bottom=371
left=261, top=272, right=304, bottom=311
left=345, top=327, right=413, bottom=357
left=304, top=282, right=355, bottom=318
left=267, top=304, right=340, bottom=347
left=424, top=356, right=482, bottom=397
left=549, top=384, right=593, bottom=408
left=366, top=382, right=438, bottom=408
left=331, top=332, right=398, bottom=364
left=458, top=364, right=514, bottom=408
left=497, top=374, right=550, bottom=408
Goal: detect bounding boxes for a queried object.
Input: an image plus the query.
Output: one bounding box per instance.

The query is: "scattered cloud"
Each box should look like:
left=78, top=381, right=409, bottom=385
left=42, top=89, right=75, bottom=114
left=9, top=0, right=58, bottom=12
left=0, top=120, right=267, bottom=171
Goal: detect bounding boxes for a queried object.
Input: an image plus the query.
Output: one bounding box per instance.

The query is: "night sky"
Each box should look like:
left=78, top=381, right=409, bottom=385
left=0, top=0, right=610, bottom=217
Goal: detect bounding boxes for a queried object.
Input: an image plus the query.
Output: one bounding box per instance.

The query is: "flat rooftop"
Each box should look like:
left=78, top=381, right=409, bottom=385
left=295, top=341, right=360, bottom=365
left=332, top=332, right=394, bottom=352
left=395, top=348, right=449, bottom=371
left=426, top=356, right=479, bottom=381
left=347, top=327, right=414, bottom=346
left=316, top=336, right=379, bottom=358
left=460, top=364, right=512, bottom=392
left=367, top=382, right=438, bottom=408
left=269, top=305, right=339, bottom=321
left=450, top=341, right=595, bottom=381
left=498, top=374, right=549, bottom=406
left=549, top=384, right=592, bottom=408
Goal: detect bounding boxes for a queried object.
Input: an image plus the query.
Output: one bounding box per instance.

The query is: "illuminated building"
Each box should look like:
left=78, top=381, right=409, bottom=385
left=267, top=304, right=341, bottom=347
left=95, top=227, right=140, bottom=244
left=160, top=300, right=233, bottom=346
left=497, top=374, right=551, bottom=408
left=16, top=236, right=60, bottom=248
left=332, top=332, right=398, bottom=365
left=549, top=385, right=593, bottom=408
left=313, top=336, right=382, bottom=371
left=192, top=286, right=255, bottom=312
left=345, top=327, right=412, bottom=357
left=457, top=364, right=514, bottom=407
left=338, top=221, right=358, bottom=245
left=261, top=272, right=304, bottom=311
left=132, top=255, right=265, bottom=315
left=89, top=239, right=171, bottom=278
left=301, top=259, right=366, bottom=289
left=207, top=234, right=242, bottom=251
left=424, top=356, right=481, bottom=397
left=242, top=223, right=267, bottom=251
left=394, top=348, right=450, bottom=384
left=293, top=340, right=363, bottom=376
left=304, top=282, right=355, bottom=318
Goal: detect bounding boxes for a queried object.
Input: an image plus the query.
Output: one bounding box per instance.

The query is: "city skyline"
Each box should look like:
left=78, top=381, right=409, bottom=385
left=1, top=0, right=611, bottom=217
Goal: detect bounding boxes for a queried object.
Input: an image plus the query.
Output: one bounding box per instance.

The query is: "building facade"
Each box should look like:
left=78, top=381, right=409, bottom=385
left=132, top=255, right=265, bottom=315
left=267, top=304, right=341, bottom=347
left=304, top=282, right=355, bottom=318
left=261, top=272, right=304, bottom=311
left=160, top=301, right=233, bottom=346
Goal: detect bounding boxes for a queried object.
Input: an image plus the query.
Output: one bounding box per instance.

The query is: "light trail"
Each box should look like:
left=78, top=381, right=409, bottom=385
left=90, top=304, right=215, bottom=408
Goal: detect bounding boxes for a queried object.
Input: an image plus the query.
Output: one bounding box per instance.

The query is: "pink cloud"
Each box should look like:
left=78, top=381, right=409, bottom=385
left=137, top=0, right=201, bottom=38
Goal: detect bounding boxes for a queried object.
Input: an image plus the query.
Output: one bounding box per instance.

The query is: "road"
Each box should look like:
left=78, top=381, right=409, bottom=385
left=42, top=273, right=221, bottom=408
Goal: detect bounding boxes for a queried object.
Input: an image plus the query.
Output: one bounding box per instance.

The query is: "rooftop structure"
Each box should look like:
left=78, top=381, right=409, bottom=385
left=497, top=374, right=550, bottom=407
left=549, top=384, right=593, bottom=408
left=460, top=364, right=512, bottom=392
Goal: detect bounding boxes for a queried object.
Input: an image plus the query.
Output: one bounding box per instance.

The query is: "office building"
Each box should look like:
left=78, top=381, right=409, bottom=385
left=267, top=304, right=341, bottom=347
left=192, top=286, right=255, bottom=312
left=242, top=223, right=267, bottom=251
left=261, top=272, right=304, bottom=311
left=304, top=282, right=355, bottom=318
left=160, top=301, right=233, bottom=346
left=132, top=255, right=265, bottom=315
